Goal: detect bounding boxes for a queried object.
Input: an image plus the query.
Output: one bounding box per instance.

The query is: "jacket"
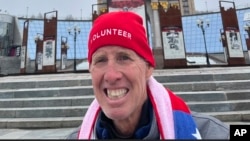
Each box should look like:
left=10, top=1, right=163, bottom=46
left=66, top=112, right=229, bottom=139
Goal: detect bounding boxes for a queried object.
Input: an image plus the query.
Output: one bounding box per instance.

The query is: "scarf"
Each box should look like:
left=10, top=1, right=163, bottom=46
left=78, top=76, right=202, bottom=139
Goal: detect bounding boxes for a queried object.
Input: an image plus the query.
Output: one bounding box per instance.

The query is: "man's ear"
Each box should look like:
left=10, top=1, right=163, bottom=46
left=146, top=66, right=154, bottom=79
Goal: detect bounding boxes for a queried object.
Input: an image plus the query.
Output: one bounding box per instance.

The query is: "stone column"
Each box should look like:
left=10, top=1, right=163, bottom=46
left=150, top=0, right=164, bottom=69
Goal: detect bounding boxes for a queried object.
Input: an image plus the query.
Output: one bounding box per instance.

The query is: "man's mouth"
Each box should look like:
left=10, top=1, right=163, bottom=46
left=104, top=88, right=129, bottom=99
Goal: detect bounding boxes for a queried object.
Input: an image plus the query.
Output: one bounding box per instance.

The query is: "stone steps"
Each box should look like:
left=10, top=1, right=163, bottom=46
left=205, top=110, right=250, bottom=122
left=0, top=106, right=88, bottom=118
left=1, top=90, right=250, bottom=107
left=0, top=109, right=249, bottom=128
left=188, top=99, right=250, bottom=112
left=0, top=117, right=82, bottom=128
left=163, top=79, right=250, bottom=92
left=0, top=96, right=94, bottom=108
left=1, top=66, right=250, bottom=128
left=1, top=86, right=250, bottom=100
left=1, top=80, right=250, bottom=99
left=0, top=99, right=249, bottom=118
left=1, top=68, right=250, bottom=89
left=154, top=72, right=250, bottom=83
left=0, top=86, right=93, bottom=99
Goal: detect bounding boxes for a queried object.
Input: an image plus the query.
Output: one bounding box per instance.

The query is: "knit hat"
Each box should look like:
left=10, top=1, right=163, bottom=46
left=88, top=11, right=155, bottom=67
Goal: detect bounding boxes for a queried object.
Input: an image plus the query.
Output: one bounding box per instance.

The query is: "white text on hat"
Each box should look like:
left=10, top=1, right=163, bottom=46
left=90, top=28, right=132, bottom=44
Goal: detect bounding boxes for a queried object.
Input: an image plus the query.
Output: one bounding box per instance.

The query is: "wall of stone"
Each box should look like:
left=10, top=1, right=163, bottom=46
left=0, top=56, right=21, bottom=75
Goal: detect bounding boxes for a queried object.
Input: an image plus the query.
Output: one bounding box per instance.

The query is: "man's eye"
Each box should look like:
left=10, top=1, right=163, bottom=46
left=94, top=57, right=107, bottom=64
left=117, top=55, right=130, bottom=61
left=98, top=58, right=107, bottom=62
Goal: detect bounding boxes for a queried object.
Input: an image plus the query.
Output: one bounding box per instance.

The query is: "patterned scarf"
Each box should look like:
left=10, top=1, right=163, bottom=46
left=78, top=76, right=202, bottom=139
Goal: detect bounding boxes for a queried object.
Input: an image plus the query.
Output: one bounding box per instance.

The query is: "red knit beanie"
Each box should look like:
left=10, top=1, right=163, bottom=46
left=88, top=11, right=155, bottom=67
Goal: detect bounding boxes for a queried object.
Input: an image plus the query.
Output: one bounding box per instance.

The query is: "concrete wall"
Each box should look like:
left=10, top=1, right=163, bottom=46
left=0, top=56, right=21, bottom=75
left=0, top=58, right=84, bottom=75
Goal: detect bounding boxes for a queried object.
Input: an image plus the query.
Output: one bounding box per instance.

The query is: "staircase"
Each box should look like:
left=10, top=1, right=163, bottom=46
left=0, top=66, right=250, bottom=128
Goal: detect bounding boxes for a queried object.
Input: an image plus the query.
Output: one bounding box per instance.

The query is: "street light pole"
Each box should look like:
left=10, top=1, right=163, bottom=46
left=73, top=30, right=77, bottom=71
left=197, top=19, right=210, bottom=66
left=26, top=7, right=29, bottom=19
left=80, top=9, right=82, bottom=20
left=201, top=26, right=210, bottom=66
left=68, top=26, right=80, bottom=72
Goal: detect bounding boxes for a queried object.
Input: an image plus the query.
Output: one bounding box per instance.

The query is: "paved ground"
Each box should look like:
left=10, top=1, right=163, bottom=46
left=1, top=66, right=250, bottom=139
left=0, top=127, right=78, bottom=139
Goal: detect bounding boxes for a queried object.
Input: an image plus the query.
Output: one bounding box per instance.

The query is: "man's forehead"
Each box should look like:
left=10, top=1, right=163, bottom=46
left=93, top=46, right=136, bottom=54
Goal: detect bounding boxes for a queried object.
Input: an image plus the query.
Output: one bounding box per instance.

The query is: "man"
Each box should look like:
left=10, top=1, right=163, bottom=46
left=67, top=11, right=229, bottom=140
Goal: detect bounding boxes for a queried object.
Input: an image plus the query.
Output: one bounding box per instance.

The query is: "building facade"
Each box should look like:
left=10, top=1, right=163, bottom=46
left=178, top=0, right=195, bottom=15
left=0, top=14, right=22, bottom=56
left=0, top=1, right=249, bottom=75
left=96, top=0, right=196, bottom=15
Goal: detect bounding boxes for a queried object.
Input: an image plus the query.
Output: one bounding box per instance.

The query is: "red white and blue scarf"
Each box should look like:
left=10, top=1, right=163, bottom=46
left=78, top=76, right=202, bottom=139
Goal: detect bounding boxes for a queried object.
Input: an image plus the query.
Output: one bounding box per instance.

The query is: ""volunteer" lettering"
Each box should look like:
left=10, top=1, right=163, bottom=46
left=90, top=28, right=132, bottom=43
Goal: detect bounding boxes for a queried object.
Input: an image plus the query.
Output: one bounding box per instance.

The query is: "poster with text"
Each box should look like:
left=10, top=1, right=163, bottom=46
left=36, top=52, right=43, bottom=70
left=42, top=40, right=55, bottom=66
left=248, top=50, right=250, bottom=60
left=20, top=46, right=26, bottom=69
left=225, top=30, right=244, bottom=58
left=61, top=53, right=67, bottom=69
left=162, top=28, right=185, bottom=59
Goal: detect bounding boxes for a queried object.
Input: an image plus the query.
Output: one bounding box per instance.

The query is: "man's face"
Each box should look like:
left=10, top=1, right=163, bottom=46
left=89, top=46, right=153, bottom=121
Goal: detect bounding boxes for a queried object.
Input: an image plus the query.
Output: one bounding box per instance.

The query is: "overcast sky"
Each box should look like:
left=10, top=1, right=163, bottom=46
left=0, top=0, right=97, bottom=19
left=194, top=0, right=250, bottom=12
left=0, top=0, right=249, bottom=19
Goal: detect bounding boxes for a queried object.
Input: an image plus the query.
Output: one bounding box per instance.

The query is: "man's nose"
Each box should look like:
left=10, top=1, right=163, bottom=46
left=103, top=61, right=122, bottom=85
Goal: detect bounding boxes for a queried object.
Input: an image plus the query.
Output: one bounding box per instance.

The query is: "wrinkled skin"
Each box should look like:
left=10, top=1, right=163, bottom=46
left=89, top=46, right=153, bottom=136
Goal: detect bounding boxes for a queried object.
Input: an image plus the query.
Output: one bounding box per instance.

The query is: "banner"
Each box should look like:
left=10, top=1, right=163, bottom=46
left=61, top=53, right=67, bottom=69
left=36, top=52, right=43, bottom=70
left=20, top=46, right=26, bottom=69
left=225, top=30, right=244, bottom=58
left=162, top=27, right=186, bottom=59
left=42, top=39, right=55, bottom=66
